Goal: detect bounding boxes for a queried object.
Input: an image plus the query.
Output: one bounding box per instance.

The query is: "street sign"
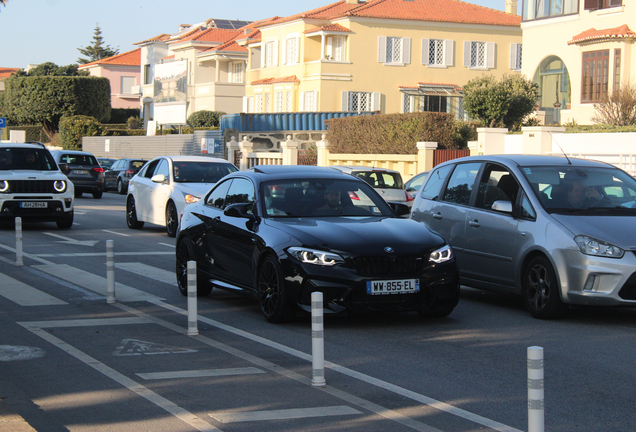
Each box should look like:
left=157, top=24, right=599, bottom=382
left=0, top=118, right=6, bottom=128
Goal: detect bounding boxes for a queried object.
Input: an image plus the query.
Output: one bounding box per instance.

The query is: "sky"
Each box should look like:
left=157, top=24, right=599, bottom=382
left=0, top=0, right=516, bottom=69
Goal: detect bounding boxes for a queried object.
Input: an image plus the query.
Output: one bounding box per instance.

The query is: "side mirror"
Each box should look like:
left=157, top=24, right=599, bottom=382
left=151, top=174, right=167, bottom=183
left=58, top=163, right=70, bottom=174
left=389, top=202, right=411, bottom=217
left=224, top=202, right=255, bottom=219
left=492, top=200, right=513, bottom=213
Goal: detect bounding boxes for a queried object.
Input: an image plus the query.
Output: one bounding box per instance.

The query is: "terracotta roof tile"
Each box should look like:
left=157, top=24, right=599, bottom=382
left=175, top=27, right=241, bottom=43
left=201, top=32, right=249, bottom=53
left=261, top=0, right=520, bottom=28
left=0, top=67, right=20, bottom=79
left=78, top=48, right=141, bottom=68
left=304, top=23, right=351, bottom=34
left=568, top=24, right=635, bottom=45
left=251, top=75, right=300, bottom=85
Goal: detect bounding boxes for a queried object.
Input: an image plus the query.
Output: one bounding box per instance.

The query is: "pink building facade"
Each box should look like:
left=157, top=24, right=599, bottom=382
left=79, top=49, right=141, bottom=109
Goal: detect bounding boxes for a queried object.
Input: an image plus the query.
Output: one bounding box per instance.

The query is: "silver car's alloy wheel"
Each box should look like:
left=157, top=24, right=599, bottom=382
left=523, top=256, right=567, bottom=319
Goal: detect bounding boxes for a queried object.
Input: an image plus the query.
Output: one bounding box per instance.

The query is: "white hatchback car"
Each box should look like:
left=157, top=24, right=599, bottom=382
left=329, top=166, right=414, bottom=207
left=126, top=156, right=238, bottom=237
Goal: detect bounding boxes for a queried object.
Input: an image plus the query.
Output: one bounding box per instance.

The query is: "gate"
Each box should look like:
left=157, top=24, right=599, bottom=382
left=298, top=150, right=317, bottom=166
left=433, top=149, right=470, bottom=167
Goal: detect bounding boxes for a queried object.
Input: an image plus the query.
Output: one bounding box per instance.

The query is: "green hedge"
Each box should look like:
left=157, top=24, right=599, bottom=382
left=59, top=115, right=102, bottom=150
left=325, top=112, right=457, bottom=153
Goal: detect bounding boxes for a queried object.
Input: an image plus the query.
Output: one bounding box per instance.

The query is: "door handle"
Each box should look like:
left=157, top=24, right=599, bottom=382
left=433, top=212, right=442, bottom=220
left=468, top=220, right=480, bottom=227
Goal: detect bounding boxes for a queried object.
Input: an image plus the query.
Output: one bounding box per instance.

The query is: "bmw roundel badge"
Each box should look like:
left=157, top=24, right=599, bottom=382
left=384, top=246, right=394, bottom=253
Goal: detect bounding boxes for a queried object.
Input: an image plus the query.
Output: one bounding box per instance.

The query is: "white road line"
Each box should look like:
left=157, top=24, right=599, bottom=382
left=145, top=300, right=522, bottom=432
left=19, top=324, right=220, bottom=432
left=115, top=262, right=176, bottom=286
left=33, top=264, right=164, bottom=302
left=102, top=230, right=130, bottom=237
left=0, top=244, right=54, bottom=265
left=209, top=406, right=361, bottom=423
left=159, top=242, right=175, bottom=248
left=137, top=367, right=266, bottom=380
left=0, top=273, right=67, bottom=306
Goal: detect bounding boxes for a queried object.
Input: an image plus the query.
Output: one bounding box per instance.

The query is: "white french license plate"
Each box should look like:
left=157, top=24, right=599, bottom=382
left=20, top=202, right=48, bottom=208
left=366, top=279, right=419, bottom=295
left=72, top=169, right=88, bottom=175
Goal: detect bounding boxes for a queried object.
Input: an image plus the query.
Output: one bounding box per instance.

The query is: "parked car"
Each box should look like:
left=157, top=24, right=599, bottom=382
left=176, top=165, right=459, bottom=323
left=126, top=156, right=238, bottom=237
left=50, top=150, right=105, bottom=199
left=0, top=142, right=74, bottom=228
left=329, top=166, right=414, bottom=207
left=404, top=171, right=429, bottom=199
left=410, top=154, right=636, bottom=319
left=97, top=157, right=117, bottom=170
left=104, top=158, right=147, bottom=194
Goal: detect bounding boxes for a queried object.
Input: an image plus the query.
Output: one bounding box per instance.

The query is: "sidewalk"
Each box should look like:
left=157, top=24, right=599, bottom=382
left=0, top=399, right=37, bottom=432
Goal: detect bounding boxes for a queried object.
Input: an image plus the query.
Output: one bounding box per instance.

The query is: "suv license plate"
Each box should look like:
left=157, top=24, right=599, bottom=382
left=366, top=279, right=419, bottom=295
left=72, top=169, right=88, bottom=175
left=20, top=202, right=48, bottom=208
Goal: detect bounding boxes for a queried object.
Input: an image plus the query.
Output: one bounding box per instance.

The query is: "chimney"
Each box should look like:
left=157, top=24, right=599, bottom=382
left=505, top=0, right=518, bottom=15
left=345, top=0, right=358, bottom=4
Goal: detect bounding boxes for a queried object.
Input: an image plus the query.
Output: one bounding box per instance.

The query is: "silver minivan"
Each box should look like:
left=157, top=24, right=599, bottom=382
left=411, top=154, right=636, bottom=319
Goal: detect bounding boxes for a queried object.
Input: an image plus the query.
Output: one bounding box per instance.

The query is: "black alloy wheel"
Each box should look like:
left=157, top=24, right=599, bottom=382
left=522, top=256, right=568, bottom=319
left=126, top=196, right=144, bottom=229
left=257, top=255, right=294, bottom=323
left=175, top=237, right=212, bottom=296
left=166, top=201, right=178, bottom=238
left=93, top=191, right=103, bottom=199
left=117, top=179, right=125, bottom=195
left=56, top=210, right=74, bottom=229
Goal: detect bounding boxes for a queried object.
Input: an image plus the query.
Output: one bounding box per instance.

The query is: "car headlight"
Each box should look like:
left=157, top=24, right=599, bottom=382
left=574, top=235, right=624, bottom=259
left=54, top=180, right=66, bottom=192
left=287, top=247, right=344, bottom=266
left=184, top=194, right=200, bottom=204
left=429, top=244, right=453, bottom=263
left=0, top=180, right=8, bottom=193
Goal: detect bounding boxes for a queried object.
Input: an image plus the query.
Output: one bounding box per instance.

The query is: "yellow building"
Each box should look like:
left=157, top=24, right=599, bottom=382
left=521, top=0, right=632, bottom=124
left=240, top=0, right=522, bottom=118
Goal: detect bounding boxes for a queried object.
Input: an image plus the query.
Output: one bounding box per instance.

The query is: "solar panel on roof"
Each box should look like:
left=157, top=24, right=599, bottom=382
left=211, top=19, right=251, bottom=29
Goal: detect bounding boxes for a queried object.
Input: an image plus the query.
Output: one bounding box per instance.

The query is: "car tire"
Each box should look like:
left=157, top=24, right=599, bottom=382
left=92, top=191, right=103, bottom=199
left=56, top=210, right=74, bottom=229
left=522, top=256, right=568, bottom=319
left=74, top=190, right=82, bottom=198
left=126, top=195, right=144, bottom=229
left=166, top=201, right=178, bottom=238
left=418, top=300, right=456, bottom=318
left=176, top=237, right=212, bottom=296
left=257, top=255, right=295, bottom=323
left=117, top=179, right=126, bottom=195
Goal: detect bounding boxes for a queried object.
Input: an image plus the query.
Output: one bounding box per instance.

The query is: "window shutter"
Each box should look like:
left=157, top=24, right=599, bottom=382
left=282, top=39, right=288, bottom=65
left=421, top=39, right=430, bottom=65
left=242, top=96, right=248, bottom=113
left=510, top=44, right=518, bottom=69
left=378, top=36, right=387, bottom=63
left=341, top=91, right=350, bottom=111
left=371, top=92, right=381, bottom=111
left=402, top=37, right=411, bottom=64
left=299, top=91, right=305, bottom=112
left=326, top=36, right=333, bottom=59
left=313, top=91, right=319, bottom=111
left=584, top=0, right=599, bottom=9
left=273, top=40, right=279, bottom=66
left=463, top=41, right=471, bottom=67
left=444, top=40, right=454, bottom=66
left=486, top=42, right=495, bottom=68
left=260, top=44, right=266, bottom=68
left=294, top=37, right=300, bottom=63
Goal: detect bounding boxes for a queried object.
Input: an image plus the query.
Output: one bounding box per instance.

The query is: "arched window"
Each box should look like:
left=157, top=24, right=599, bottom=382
left=533, top=56, right=571, bottom=124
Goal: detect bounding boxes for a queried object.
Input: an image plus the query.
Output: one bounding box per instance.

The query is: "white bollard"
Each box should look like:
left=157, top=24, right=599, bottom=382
left=528, top=346, right=545, bottom=432
left=106, top=240, right=116, bottom=304
left=187, top=260, right=199, bottom=336
left=15, top=217, right=23, bottom=266
left=311, top=291, right=326, bottom=387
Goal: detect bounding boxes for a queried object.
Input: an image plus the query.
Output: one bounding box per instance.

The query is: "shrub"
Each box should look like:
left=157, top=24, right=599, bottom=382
left=451, top=121, right=478, bottom=149
left=187, top=110, right=225, bottom=127
left=591, top=83, right=636, bottom=126
left=127, top=116, right=143, bottom=129
left=59, top=115, right=102, bottom=150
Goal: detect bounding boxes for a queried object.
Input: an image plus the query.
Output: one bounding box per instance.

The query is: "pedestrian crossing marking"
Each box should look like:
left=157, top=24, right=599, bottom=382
left=209, top=405, right=362, bottom=423
left=113, top=339, right=197, bottom=356
left=137, top=367, right=266, bottom=380
left=0, top=272, right=67, bottom=306
left=115, top=262, right=176, bottom=286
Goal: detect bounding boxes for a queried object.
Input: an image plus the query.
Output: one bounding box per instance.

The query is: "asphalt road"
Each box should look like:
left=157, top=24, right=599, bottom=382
left=1, top=191, right=635, bottom=432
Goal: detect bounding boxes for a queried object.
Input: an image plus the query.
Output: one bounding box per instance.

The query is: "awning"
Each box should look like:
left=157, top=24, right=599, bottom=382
left=400, top=83, right=463, bottom=97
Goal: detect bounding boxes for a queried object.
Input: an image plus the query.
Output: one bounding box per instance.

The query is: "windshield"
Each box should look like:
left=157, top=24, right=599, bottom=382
left=0, top=147, right=58, bottom=171
left=352, top=170, right=404, bottom=189
left=521, top=165, right=636, bottom=212
left=172, top=162, right=238, bottom=183
left=261, top=179, right=394, bottom=218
